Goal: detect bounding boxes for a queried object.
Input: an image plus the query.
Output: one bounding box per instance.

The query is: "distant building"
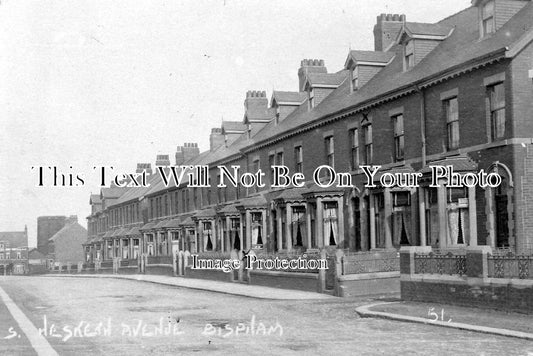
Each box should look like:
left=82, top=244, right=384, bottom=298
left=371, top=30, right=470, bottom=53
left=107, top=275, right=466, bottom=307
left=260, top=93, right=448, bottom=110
left=47, top=216, right=87, bottom=264
left=37, top=216, right=66, bottom=256
left=0, top=227, right=29, bottom=275
left=28, top=248, right=48, bottom=274
left=0, top=226, right=28, bottom=249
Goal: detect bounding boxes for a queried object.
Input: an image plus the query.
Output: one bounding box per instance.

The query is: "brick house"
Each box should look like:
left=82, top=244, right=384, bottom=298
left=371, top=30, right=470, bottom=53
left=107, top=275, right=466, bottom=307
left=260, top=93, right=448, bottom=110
left=85, top=1, right=533, bottom=290
left=48, top=216, right=87, bottom=265
left=0, top=227, right=29, bottom=275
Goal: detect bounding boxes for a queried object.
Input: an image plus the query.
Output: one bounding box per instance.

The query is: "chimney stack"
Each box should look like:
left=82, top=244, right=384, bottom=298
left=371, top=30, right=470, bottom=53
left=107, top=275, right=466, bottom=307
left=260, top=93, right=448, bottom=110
left=244, top=90, right=268, bottom=112
left=209, top=128, right=224, bottom=152
left=155, top=154, right=171, bottom=167
left=298, top=59, right=327, bottom=92
left=136, top=163, right=153, bottom=175
left=374, top=13, right=406, bottom=52
left=66, top=215, right=78, bottom=225
left=175, top=143, right=200, bottom=165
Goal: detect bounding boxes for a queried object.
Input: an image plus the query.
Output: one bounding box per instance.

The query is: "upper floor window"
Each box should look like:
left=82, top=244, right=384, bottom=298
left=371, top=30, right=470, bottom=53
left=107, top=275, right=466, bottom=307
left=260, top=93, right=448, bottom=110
left=276, top=151, right=284, bottom=166
left=363, top=124, right=373, bottom=164
left=216, top=174, right=222, bottom=203
left=309, top=89, right=315, bottom=108
left=325, top=136, right=334, bottom=168
left=392, top=114, right=405, bottom=161
left=489, top=82, right=505, bottom=140
left=294, top=146, right=303, bottom=173
left=268, top=154, right=275, bottom=183
left=445, top=97, right=459, bottom=150
left=352, top=66, right=359, bottom=91
left=405, top=40, right=414, bottom=70
left=350, top=128, right=359, bottom=170
left=253, top=159, right=260, bottom=193
left=482, top=1, right=495, bottom=36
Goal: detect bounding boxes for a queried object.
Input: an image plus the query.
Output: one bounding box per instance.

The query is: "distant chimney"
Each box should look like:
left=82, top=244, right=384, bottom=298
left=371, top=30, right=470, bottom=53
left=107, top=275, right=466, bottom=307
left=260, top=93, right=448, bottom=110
left=209, top=128, right=224, bottom=152
left=298, top=59, right=327, bottom=92
left=66, top=215, right=78, bottom=225
left=155, top=154, right=170, bottom=167
left=244, top=90, right=268, bottom=112
left=374, top=13, right=406, bottom=52
left=175, top=143, right=200, bottom=165
left=136, top=163, right=153, bottom=175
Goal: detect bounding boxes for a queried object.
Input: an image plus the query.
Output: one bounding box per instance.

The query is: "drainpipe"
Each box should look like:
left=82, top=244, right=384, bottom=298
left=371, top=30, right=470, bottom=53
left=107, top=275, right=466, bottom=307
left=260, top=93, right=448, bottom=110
left=415, top=85, right=427, bottom=167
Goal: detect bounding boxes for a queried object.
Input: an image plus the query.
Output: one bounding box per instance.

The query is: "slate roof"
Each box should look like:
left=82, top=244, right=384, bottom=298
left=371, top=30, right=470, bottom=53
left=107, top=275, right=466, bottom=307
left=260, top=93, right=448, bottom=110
left=163, top=218, right=182, bottom=229
left=403, top=22, right=453, bottom=37
left=345, top=50, right=395, bottom=65
left=140, top=221, right=157, bottom=231
left=221, top=121, right=247, bottom=133
left=153, top=220, right=169, bottom=229
left=89, top=194, right=101, bottom=204
left=126, top=226, right=142, bottom=236
left=244, top=107, right=276, bottom=122
left=113, top=173, right=159, bottom=206
left=111, top=227, right=128, bottom=237
left=103, top=230, right=114, bottom=238
left=217, top=204, right=240, bottom=215
left=271, top=91, right=307, bottom=104
left=101, top=187, right=124, bottom=199
left=180, top=217, right=195, bottom=226
left=419, top=155, right=478, bottom=174
left=49, top=222, right=87, bottom=242
left=274, top=187, right=308, bottom=201
left=235, top=195, right=268, bottom=209
left=194, top=208, right=217, bottom=219
left=0, top=231, right=27, bottom=248
left=306, top=71, right=348, bottom=87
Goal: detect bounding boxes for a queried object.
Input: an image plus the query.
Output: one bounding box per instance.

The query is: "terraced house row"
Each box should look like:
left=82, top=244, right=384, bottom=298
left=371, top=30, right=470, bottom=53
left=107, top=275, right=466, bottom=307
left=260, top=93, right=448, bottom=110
left=84, top=0, right=533, bottom=297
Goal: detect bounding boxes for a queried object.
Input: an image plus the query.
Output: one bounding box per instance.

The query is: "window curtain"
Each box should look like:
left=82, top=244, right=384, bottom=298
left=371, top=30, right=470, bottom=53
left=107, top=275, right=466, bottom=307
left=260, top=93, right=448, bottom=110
left=252, top=225, right=259, bottom=245
left=393, top=211, right=412, bottom=246
left=448, top=209, right=459, bottom=245
left=377, top=211, right=385, bottom=248
left=292, top=213, right=306, bottom=247
left=324, top=207, right=338, bottom=245
left=403, top=212, right=412, bottom=245
left=233, top=231, right=240, bottom=250
left=393, top=213, right=402, bottom=246
left=447, top=208, right=468, bottom=245
left=204, top=230, right=213, bottom=251
left=122, top=244, right=128, bottom=259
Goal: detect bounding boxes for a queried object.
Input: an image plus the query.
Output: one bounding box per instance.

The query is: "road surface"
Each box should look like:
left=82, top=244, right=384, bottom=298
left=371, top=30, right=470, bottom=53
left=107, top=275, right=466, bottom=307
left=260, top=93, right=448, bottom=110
left=0, top=276, right=531, bottom=355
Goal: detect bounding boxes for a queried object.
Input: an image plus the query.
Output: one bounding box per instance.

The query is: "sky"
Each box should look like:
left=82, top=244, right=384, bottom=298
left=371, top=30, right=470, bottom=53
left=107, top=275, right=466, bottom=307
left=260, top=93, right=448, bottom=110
left=0, top=0, right=471, bottom=247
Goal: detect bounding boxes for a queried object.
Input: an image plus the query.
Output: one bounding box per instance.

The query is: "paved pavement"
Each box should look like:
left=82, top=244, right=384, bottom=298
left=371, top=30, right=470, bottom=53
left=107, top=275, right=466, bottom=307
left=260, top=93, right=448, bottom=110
left=1, top=276, right=532, bottom=355
left=44, top=273, right=334, bottom=300
left=357, top=302, right=533, bottom=341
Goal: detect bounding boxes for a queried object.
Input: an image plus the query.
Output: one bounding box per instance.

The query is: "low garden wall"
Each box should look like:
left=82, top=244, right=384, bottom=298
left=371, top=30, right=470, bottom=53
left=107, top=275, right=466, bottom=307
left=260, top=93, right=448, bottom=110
left=400, top=246, right=533, bottom=313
